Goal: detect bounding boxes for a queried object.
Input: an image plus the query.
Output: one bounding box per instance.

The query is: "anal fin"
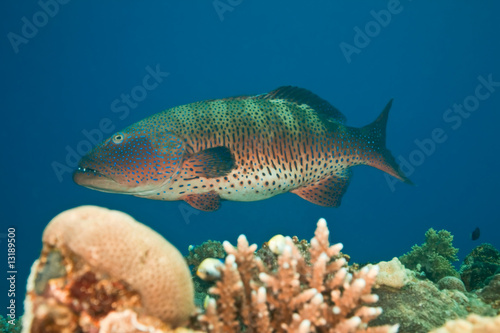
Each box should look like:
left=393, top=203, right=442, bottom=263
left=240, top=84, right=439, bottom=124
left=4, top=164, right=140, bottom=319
left=291, top=170, right=352, bottom=207
left=183, top=191, right=221, bottom=211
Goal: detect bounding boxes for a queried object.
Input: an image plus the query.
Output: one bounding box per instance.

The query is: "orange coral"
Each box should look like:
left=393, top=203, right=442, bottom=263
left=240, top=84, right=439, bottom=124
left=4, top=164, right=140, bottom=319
left=199, top=218, right=398, bottom=333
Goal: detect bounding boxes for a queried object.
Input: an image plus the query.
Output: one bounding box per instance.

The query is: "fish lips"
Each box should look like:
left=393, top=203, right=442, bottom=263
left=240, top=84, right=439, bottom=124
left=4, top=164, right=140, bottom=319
left=73, top=166, right=123, bottom=193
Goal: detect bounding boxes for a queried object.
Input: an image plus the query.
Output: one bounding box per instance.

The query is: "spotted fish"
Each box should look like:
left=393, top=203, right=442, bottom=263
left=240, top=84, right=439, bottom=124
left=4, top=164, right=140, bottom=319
left=74, top=86, right=412, bottom=211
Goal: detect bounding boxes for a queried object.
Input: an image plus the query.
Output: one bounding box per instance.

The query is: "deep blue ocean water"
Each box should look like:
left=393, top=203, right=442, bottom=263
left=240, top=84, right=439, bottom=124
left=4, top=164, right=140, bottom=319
left=2, top=1, right=499, bottom=316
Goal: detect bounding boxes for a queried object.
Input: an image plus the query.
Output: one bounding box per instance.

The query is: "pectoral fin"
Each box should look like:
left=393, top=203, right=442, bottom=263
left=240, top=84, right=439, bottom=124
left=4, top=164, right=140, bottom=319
left=183, top=191, right=221, bottom=211
left=291, top=170, right=352, bottom=207
left=182, top=146, right=236, bottom=179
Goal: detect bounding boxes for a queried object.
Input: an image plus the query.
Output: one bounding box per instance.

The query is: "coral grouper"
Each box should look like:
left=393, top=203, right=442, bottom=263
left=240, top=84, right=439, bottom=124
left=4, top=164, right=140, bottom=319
left=73, top=86, right=412, bottom=211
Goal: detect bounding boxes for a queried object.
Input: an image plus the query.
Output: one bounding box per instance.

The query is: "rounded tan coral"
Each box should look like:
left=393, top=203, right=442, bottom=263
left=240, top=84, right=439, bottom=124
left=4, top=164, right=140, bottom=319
left=42, top=205, right=194, bottom=326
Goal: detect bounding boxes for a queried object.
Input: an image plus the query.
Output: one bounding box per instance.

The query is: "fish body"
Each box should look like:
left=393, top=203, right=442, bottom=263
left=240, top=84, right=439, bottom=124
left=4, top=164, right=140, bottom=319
left=74, top=86, right=412, bottom=211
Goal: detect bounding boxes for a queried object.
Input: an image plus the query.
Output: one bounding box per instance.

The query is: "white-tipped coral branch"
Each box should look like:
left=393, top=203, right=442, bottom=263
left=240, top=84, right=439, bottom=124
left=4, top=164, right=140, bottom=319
left=198, top=218, right=398, bottom=333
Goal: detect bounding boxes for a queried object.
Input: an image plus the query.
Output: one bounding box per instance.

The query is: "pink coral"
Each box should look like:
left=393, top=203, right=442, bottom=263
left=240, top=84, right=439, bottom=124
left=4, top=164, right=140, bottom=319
left=199, top=218, right=398, bottom=333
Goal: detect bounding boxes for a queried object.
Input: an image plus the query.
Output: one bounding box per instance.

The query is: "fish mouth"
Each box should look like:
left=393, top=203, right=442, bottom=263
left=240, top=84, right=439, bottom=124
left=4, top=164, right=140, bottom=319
left=73, top=165, right=163, bottom=195
left=73, top=166, right=123, bottom=193
left=73, top=166, right=109, bottom=180
left=74, top=166, right=104, bottom=177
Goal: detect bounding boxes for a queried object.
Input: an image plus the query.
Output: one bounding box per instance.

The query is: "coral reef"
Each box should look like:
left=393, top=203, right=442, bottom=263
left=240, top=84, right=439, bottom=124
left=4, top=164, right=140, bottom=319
left=256, top=235, right=313, bottom=272
left=429, top=314, right=500, bottom=333
left=371, top=258, right=414, bottom=289
left=19, top=206, right=500, bottom=333
left=23, top=205, right=194, bottom=333
left=459, top=243, right=500, bottom=291
left=371, top=278, right=496, bottom=333
left=436, top=277, right=466, bottom=292
left=477, top=274, right=500, bottom=309
left=0, top=315, right=22, bottom=332
left=399, top=228, right=459, bottom=282
left=189, top=234, right=317, bottom=310
left=198, top=218, right=398, bottom=333
left=185, top=240, right=226, bottom=308
left=185, top=240, right=226, bottom=275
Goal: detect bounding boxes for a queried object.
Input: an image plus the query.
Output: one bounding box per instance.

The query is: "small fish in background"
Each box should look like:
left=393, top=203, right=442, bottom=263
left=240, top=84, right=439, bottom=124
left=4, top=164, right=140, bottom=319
left=471, top=227, right=480, bottom=240
left=74, top=86, right=413, bottom=211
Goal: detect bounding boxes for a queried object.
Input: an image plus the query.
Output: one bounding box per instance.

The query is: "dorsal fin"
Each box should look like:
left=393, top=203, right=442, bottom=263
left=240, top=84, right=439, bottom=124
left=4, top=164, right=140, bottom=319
left=218, top=86, right=347, bottom=124
left=256, top=86, right=347, bottom=124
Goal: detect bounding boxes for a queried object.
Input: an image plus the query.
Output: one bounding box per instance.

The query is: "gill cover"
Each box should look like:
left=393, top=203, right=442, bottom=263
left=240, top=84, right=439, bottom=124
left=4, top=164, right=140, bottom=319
left=75, top=128, right=185, bottom=192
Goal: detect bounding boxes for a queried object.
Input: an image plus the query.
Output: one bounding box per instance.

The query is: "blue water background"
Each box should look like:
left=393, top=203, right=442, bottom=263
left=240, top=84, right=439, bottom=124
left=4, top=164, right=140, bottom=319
left=2, top=1, right=500, bottom=314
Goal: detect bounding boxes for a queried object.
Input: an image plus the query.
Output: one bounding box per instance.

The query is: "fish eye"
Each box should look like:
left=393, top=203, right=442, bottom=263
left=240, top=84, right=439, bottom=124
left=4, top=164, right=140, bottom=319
left=112, top=133, right=124, bottom=144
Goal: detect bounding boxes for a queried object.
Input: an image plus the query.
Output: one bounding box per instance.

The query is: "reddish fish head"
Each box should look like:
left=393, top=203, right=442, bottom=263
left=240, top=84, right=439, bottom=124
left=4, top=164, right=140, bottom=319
left=73, top=124, right=185, bottom=195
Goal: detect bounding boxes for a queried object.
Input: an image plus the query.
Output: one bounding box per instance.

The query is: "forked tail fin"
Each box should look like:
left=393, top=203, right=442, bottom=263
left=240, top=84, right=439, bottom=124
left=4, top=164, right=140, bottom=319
left=358, top=99, right=413, bottom=185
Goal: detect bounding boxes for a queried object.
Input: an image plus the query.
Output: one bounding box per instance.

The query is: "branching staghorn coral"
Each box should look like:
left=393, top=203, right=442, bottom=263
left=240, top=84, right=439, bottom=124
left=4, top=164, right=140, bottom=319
left=199, top=218, right=398, bottom=333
